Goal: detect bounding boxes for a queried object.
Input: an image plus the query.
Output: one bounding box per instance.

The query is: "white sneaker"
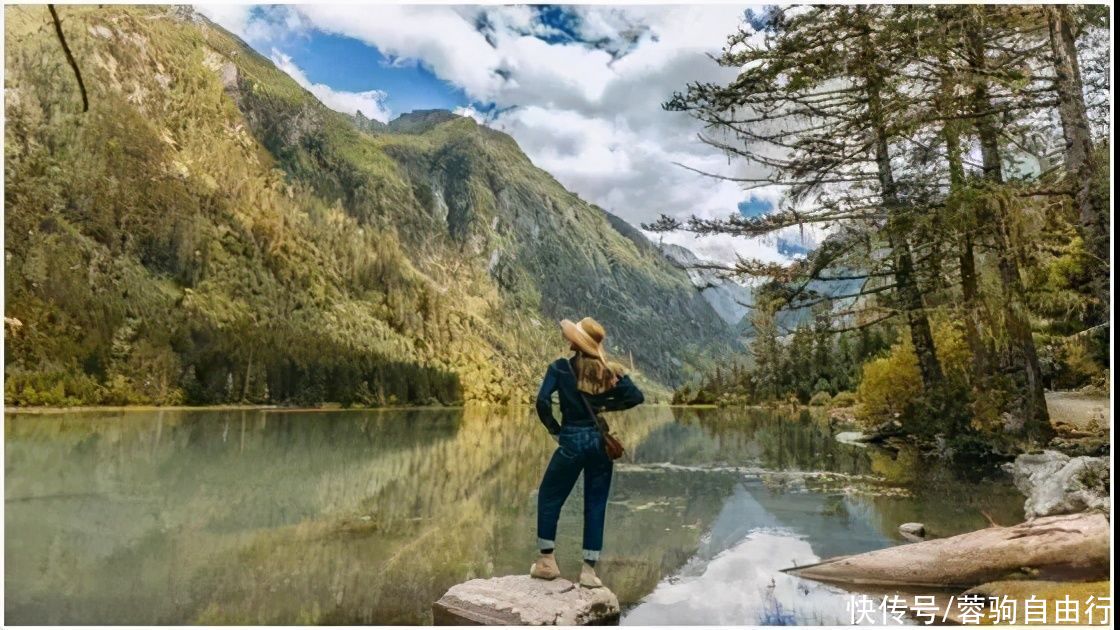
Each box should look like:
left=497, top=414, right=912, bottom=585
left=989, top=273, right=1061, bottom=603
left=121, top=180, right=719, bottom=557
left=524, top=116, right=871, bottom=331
left=579, top=562, right=603, bottom=588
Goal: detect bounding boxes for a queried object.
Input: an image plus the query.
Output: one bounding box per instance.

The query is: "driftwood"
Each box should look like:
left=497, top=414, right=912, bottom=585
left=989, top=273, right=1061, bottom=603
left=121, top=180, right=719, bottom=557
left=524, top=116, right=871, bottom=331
left=784, top=513, right=1109, bottom=589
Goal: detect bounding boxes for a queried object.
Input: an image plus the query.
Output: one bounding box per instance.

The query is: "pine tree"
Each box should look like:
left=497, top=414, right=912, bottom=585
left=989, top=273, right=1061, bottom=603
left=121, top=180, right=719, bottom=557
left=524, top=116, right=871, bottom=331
left=750, top=295, right=782, bottom=401
left=649, top=4, right=1110, bottom=444
left=655, top=5, right=946, bottom=393
left=1044, top=5, right=1109, bottom=307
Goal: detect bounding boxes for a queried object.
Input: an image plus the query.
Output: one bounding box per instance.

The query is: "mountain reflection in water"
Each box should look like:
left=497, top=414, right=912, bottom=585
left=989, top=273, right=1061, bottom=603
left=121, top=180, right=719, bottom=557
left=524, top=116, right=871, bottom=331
left=4, top=406, right=1023, bottom=624
left=624, top=484, right=886, bottom=625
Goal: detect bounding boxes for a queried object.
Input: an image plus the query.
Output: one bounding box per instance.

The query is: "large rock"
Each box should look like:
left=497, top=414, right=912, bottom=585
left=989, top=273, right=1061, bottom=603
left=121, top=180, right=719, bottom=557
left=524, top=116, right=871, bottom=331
left=433, top=575, right=620, bottom=625
left=1005, top=450, right=1109, bottom=519
left=898, top=522, right=926, bottom=542
left=785, top=513, right=1109, bottom=588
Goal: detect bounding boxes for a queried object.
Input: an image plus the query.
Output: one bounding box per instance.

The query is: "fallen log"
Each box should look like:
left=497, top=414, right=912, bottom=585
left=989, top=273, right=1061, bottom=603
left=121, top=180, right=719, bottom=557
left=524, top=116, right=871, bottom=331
left=784, top=513, right=1109, bottom=589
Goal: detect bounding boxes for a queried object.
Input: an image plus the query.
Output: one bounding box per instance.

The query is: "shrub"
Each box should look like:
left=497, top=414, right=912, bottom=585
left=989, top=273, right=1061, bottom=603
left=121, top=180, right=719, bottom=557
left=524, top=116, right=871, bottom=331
left=3, top=369, right=104, bottom=407
left=1060, top=342, right=1105, bottom=389
left=830, top=391, right=857, bottom=408
left=856, top=352, right=921, bottom=425
left=101, top=374, right=144, bottom=406
left=690, top=388, right=718, bottom=405
left=855, top=318, right=973, bottom=431
left=809, top=391, right=832, bottom=406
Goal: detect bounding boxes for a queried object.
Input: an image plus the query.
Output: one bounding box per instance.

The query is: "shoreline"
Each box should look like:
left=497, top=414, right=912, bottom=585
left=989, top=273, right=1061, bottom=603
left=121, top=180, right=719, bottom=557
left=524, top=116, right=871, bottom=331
left=4, top=402, right=775, bottom=415
left=5, top=390, right=1105, bottom=416
left=2, top=403, right=474, bottom=415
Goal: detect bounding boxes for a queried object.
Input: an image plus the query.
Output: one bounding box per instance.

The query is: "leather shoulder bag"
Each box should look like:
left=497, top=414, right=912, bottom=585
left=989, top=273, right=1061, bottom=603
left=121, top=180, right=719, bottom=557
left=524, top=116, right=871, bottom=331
left=567, top=358, right=625, bottom=461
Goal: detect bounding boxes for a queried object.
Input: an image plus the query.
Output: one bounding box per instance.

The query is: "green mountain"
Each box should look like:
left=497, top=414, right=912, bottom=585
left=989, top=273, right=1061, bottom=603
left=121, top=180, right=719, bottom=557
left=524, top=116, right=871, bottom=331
left=3, top=5, right=741, bottom=407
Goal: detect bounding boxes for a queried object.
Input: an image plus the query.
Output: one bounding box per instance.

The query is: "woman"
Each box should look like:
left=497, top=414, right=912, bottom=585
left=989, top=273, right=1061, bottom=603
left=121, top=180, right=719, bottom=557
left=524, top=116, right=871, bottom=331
left=531, top=317, right=644, bottom=588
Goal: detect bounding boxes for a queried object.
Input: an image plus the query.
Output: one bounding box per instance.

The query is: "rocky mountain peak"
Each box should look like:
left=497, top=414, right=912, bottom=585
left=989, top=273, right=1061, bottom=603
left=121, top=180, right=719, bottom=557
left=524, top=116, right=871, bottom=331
left=658, top=243, right=753, bottom=327
left=388, top=109, right=464, bottom=134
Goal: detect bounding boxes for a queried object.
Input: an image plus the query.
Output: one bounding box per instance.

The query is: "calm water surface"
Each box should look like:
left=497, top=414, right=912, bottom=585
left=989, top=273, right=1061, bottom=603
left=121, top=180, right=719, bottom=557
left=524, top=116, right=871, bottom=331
left=4, top=406, right=1024, bottom=624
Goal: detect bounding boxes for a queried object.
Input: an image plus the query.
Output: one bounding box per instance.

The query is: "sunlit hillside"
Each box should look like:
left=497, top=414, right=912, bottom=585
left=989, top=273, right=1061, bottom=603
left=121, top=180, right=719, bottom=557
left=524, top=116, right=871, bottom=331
left=3, top=5, right=741, bottom=407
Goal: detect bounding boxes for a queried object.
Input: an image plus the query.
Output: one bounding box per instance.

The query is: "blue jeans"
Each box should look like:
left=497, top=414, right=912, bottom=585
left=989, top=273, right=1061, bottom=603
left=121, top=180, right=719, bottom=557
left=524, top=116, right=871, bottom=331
left=537, top=425, right=614, bottom=562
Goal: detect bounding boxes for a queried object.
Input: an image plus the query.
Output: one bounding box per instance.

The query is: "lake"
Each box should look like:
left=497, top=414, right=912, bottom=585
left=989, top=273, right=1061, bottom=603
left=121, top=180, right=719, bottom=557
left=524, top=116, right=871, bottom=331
left=4, top=406, right=1025, bottom=625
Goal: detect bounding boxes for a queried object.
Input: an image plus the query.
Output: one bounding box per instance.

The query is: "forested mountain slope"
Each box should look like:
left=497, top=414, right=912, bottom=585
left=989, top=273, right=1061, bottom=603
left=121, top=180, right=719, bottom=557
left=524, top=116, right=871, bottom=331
left=3, top=5, right=740, bottom=406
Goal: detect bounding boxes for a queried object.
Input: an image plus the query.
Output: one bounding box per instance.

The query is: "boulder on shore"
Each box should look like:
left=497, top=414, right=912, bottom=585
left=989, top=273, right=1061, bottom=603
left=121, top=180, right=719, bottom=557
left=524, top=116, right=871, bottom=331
left=1005, top=450, right=1109, bottom=519
left=785, top=513, right=1108, bottom=588
left=433, top=575, right=620, bottom=625
left=854, top=419, right=905, bottom=444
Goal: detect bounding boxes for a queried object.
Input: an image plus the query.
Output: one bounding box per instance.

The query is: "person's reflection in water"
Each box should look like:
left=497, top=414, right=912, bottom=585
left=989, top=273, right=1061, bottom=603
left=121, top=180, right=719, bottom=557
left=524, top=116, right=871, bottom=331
left=530, top=317, right=645, bottom=588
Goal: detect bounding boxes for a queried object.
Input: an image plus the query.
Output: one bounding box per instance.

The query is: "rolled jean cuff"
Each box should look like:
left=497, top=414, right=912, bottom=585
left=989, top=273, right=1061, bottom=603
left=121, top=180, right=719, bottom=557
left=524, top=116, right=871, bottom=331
left=583, top=549, right=600, bottom=562
left=538, top=538, right=555, bottom=550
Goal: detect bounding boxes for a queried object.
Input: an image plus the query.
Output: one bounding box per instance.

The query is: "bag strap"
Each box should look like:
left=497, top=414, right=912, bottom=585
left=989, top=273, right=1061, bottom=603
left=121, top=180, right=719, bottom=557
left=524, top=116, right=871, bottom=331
left=567, top=358, right=612, bottom=437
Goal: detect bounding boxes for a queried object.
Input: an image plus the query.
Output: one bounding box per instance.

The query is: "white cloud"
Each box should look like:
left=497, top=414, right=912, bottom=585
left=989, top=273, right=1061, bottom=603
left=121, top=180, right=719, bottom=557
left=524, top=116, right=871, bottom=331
left=196, top=4, right=311, bottom=43
left=451, top=105, right=488, bottom=125
left=270, top=49, right=391, bottom=123
left=198, top=4, right=790, bottom=265
left=293, top=5, right=505, bottom=101
left=195, top=4, right=253, bottom=38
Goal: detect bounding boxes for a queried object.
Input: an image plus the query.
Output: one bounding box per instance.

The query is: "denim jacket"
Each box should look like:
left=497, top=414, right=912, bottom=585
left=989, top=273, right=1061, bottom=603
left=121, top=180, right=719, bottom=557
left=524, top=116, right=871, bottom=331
left=535, top=355, right=645, bottom=435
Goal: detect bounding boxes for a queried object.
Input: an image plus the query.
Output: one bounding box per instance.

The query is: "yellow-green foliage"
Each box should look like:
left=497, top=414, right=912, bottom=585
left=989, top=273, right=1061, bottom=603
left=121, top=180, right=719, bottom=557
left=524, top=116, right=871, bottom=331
left=856, top=351, right=921, bottom=423
left=856, top=319, right=971, bottom=425
left=829, top=391, right=857, bottom=408
left=968, top=580, right=1111, bottom=625
left=1062, top=342, right=1105, bottom=383
left=808, top=391, right=831, bottom=406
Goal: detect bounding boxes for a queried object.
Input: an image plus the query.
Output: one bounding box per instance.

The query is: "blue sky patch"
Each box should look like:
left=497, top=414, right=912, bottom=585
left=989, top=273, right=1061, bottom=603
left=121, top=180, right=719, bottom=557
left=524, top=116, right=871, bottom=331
left=534, top=6, right=583, bottom=44
left=776, top=236, right=812, bottom=258
left=737, top=197, right=773, bottom=217
left=252, top=28, right=470, bottom=116
left=745, top=6, right=778, bottom=33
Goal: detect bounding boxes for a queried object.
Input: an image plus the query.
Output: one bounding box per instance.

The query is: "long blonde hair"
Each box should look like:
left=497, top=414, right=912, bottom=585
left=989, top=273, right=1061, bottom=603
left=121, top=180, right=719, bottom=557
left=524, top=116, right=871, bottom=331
left=573, top=353, right=624, bottom=395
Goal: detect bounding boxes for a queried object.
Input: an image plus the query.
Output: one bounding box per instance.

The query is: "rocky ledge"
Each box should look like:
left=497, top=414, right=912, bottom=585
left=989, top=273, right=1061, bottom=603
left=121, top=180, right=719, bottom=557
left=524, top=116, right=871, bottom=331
left=1005, top=450, right=1109, bottom=519
left=433, top=575, right=620, bottom=625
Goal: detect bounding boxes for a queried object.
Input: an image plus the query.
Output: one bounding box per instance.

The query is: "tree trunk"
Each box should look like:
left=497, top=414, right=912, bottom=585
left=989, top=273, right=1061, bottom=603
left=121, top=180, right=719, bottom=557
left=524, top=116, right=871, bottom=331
left=786, top=513, right=1109, bottom=588
left=966, top=11, right=1052, bottom=441
left=242, top=345, right=254, bottom=402
left=943, top=111, right=991, bottom=380
left=866, top=70, right=943, bottom=391
left=958, top=235, right=990, bottom=378
left=1045, top=4, right=1108, bottom=309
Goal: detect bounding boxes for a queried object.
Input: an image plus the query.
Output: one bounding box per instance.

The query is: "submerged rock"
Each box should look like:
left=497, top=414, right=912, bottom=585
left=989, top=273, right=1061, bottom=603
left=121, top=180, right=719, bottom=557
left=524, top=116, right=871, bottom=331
left=898, top=522, right=926, bottom=542
left=1005, top=450, right=1109, bottom=519
left=834, top=431, right=868, bottom=447
left=433, top=575, right=620, bottom=625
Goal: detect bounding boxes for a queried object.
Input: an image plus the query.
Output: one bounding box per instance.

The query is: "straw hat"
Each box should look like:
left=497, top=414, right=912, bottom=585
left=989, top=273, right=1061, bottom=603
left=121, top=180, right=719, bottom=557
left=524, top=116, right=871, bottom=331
left=560, top=317, right=607, bottom=362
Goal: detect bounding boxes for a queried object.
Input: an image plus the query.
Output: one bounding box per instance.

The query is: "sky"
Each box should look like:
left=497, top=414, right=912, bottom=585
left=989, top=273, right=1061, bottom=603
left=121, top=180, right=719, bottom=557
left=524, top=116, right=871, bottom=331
left=195, top=4, right=813, bottom=266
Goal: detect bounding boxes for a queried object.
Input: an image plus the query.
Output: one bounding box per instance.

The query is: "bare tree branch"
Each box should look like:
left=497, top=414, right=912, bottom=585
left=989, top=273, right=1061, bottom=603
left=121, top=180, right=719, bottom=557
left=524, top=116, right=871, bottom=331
left=48, top=4, right=88, bottom=113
